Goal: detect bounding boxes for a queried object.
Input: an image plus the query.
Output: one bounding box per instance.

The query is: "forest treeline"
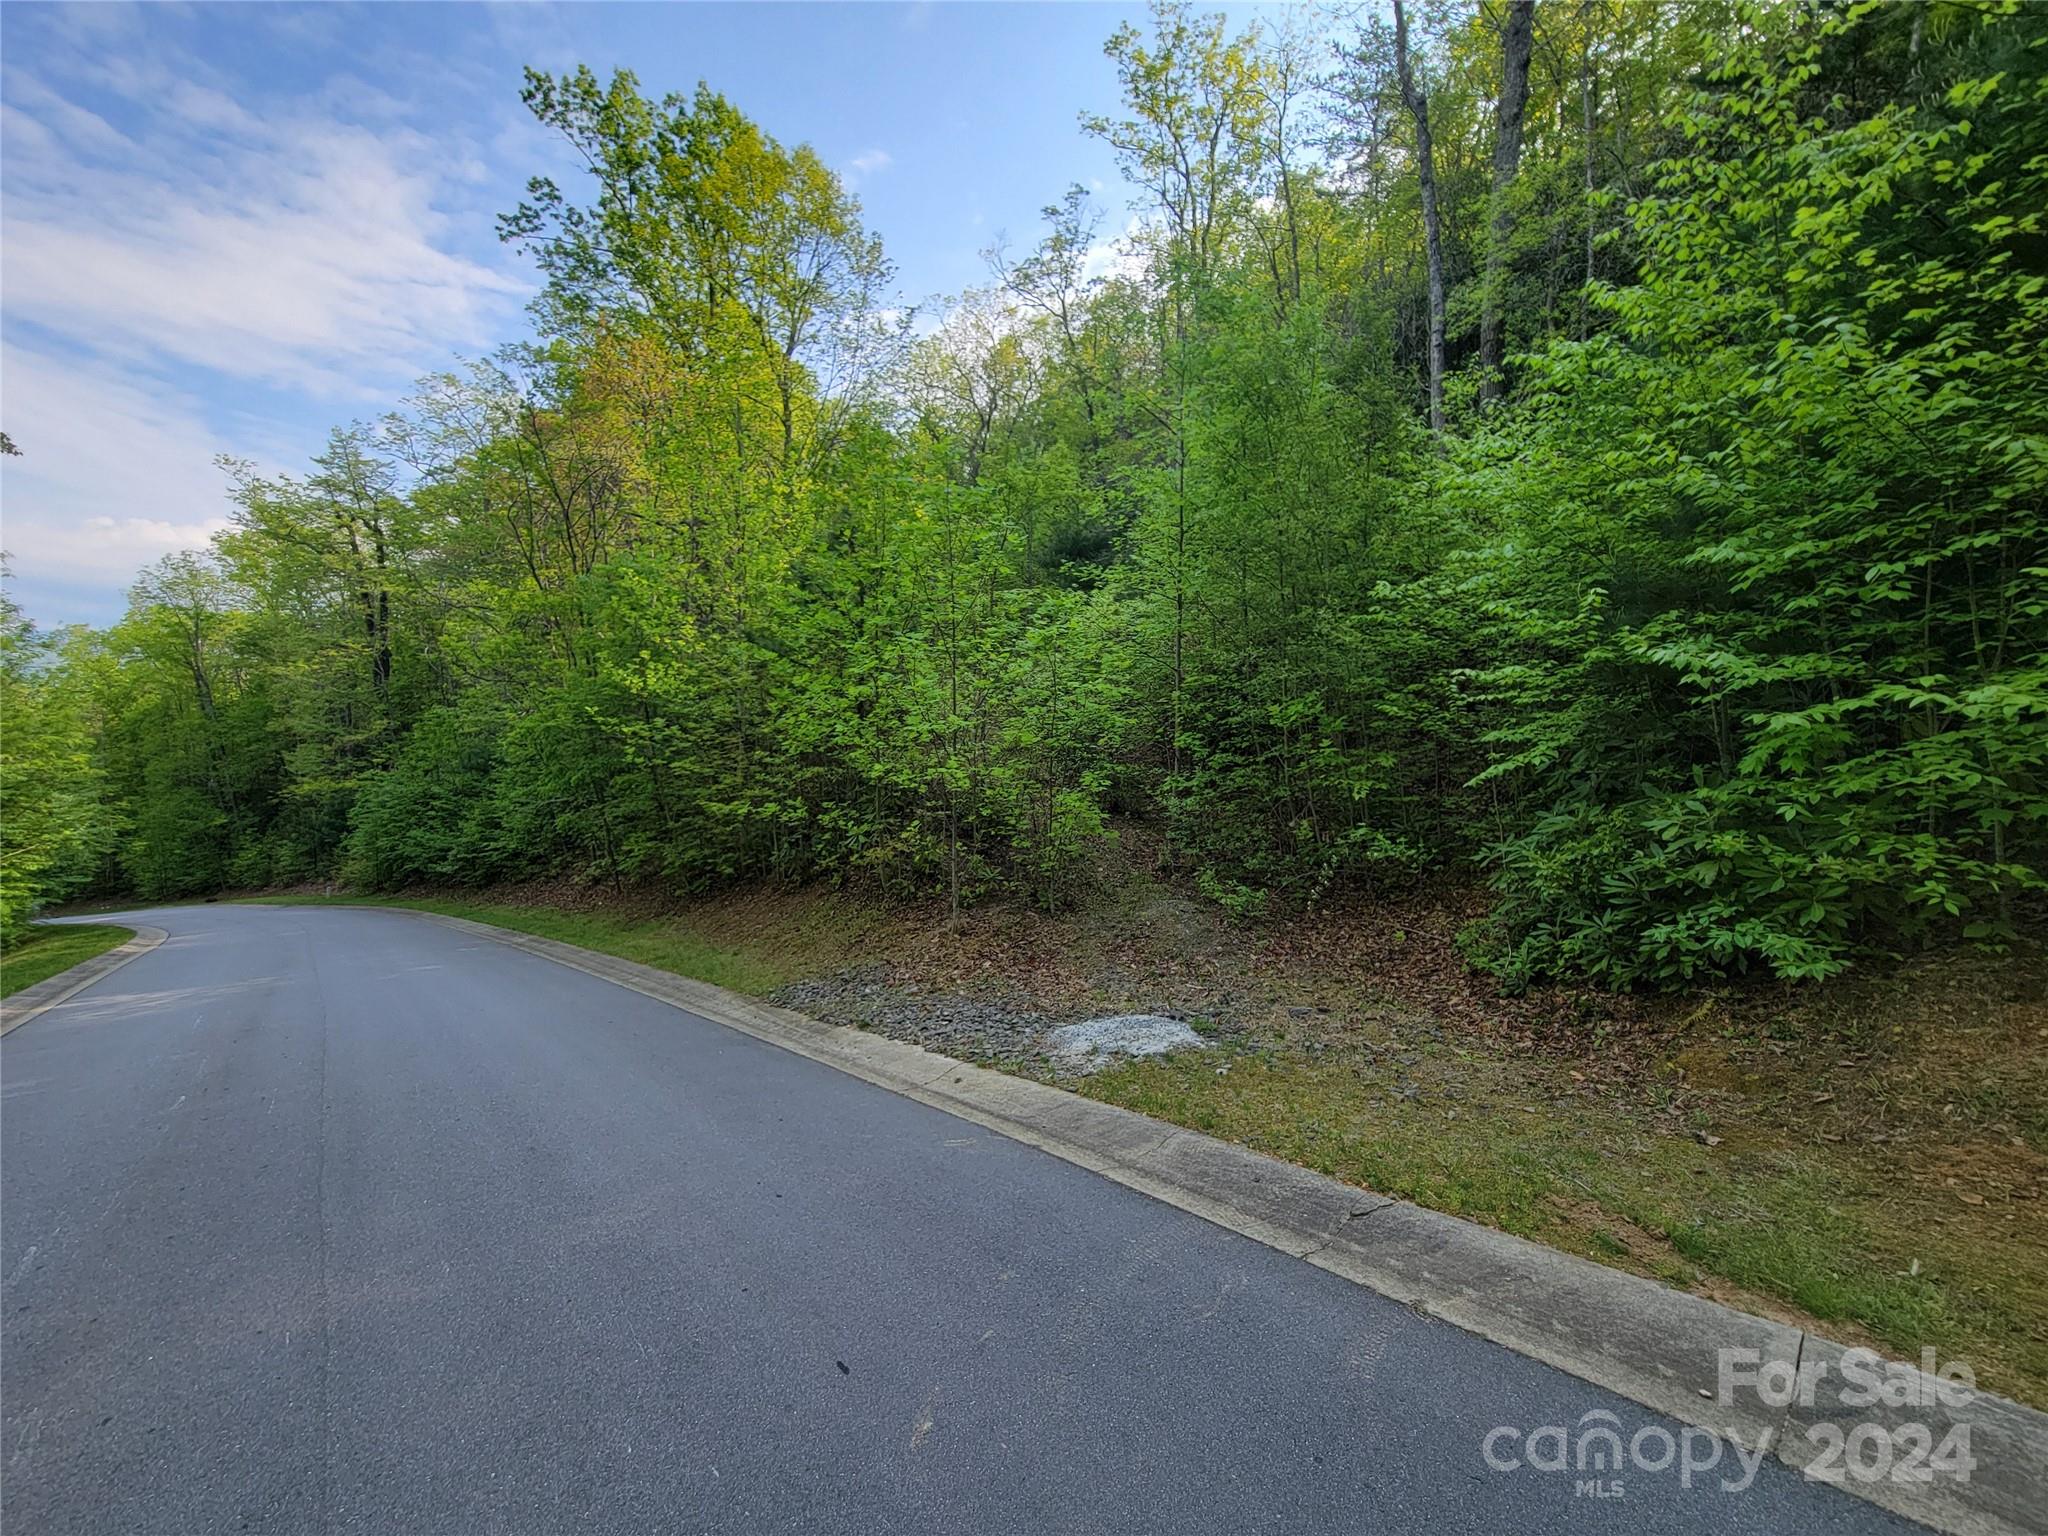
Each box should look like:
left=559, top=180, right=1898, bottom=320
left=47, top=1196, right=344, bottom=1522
left=3, top=0, right=2043, bottom=988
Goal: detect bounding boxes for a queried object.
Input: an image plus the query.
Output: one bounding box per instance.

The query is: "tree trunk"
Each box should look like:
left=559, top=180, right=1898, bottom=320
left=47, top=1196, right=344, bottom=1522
left=1479, top=0, right=1535, bottom=407
left=1393, top=0, right=1445, bottom=433
left=1581, top=0, right=1598, bottom=341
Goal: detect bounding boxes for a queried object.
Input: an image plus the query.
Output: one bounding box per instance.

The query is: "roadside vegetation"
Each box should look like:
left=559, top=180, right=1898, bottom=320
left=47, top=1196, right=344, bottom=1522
left=0, top=924, right=132, bottom=1000
left=9, top=0, right=2041, bottom=987
left=6, top=0, right=2043, bottom=1402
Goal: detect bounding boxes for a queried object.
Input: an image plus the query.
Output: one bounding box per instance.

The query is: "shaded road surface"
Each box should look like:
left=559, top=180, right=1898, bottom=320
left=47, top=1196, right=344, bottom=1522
left=3, top=905, right=1907, bottom=1534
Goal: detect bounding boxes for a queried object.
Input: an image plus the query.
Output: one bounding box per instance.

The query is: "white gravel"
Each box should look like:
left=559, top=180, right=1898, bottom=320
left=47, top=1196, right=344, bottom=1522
left=1046, top=1014, right=1209, bottom=1070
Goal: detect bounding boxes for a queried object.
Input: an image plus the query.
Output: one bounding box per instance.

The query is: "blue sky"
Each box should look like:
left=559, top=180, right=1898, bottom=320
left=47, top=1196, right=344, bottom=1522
left=1, top=1, right=1294, bottom=628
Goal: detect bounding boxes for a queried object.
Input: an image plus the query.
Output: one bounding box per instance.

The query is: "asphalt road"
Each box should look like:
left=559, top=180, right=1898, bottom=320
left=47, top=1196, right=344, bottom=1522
left=2, top=904, right=1911, bottom=1534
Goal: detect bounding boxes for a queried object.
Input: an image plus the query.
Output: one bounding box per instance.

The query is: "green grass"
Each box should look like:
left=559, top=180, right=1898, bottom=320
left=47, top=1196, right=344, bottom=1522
left=246, top=894, right=795, bottom=997
left=1079, top=1044, right=2045, bottom=1406
left=1, top=924, right=134, bottom=999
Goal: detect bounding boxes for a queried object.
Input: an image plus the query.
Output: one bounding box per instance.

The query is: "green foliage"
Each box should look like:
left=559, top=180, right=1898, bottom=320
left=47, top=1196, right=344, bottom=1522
left=1149, top=281, right=1450, bottom=903
left=344, top=702, right=510, bottom=888
left=0, top=592, right=117, bottom=940
left=1456, top=0, right=2048, bottom=985
left=10, top=0, right=2040, bottom=990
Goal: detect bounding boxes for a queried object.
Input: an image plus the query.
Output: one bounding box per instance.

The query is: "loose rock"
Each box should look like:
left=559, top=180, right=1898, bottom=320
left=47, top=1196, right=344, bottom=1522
left=1046, top=1014, right=1210, bottom=1073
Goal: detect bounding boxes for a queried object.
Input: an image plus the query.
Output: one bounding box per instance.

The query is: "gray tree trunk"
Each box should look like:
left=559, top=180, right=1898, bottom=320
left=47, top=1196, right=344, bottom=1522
left=1479, top=0, right=1535, bottom=407
left=1393, top=0, right=1445, bottom=434
left=1581, top=0, right=1598, bottom=341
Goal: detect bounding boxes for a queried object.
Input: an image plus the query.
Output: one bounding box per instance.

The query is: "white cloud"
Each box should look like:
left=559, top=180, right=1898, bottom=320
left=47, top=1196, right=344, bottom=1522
left=0, top=341, right=240, bottom=616
left=845, top=148, right=894, bottom=192
left=0, top=13, right=538, bottom=622
left=1081, top=215, right=1156, bottom=286
left=2, top=99, right=527, bottom=398
left=165, top=80, right=266, bottom=136
left=16, top=513, right=232, bottom=583
left=0, top=72, right=132, bottom=158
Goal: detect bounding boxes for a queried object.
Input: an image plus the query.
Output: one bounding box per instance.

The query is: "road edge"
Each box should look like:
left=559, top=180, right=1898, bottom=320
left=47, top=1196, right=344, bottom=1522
left=0, top=926, right=168, bottom=1037
left=379, top=906, right=2048, bottom=1535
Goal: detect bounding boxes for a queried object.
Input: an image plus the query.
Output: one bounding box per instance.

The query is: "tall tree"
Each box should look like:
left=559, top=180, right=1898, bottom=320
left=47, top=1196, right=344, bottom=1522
left=1082, top=2, right=1267, bottom=288
left=1579, top=0, right=1597, bottom=339
left=501, top=68, right=891, bottom=476
left=1391, top=0, right=1446, bottom=432
left=1479, top=0, right=1535, bottom=405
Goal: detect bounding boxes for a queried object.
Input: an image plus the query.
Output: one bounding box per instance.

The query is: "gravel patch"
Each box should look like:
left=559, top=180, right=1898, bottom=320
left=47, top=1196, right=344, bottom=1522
left=1047, top=1015, right=1209, bottom=1072
left=771, top=968, right=1226, bottom=1076
left=769, top=967, right=1066, bottom=1063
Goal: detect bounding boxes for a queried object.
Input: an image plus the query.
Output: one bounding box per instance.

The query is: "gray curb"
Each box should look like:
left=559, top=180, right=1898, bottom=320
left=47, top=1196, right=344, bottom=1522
left=308, top=908, right=2048, bottom=1533
left=0, top=926, right=168, bottom=1036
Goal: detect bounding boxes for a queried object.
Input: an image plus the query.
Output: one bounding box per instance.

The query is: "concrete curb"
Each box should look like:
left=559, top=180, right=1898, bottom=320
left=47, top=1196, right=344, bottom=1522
left=365, top=908, right=2048, bottom=1534
left=0, top=926, right=168, bottom=1037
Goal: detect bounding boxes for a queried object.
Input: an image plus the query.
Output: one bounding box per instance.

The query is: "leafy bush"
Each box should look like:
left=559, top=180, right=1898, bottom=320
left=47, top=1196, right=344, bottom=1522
left=1458, top=4, right=2048, bottom=985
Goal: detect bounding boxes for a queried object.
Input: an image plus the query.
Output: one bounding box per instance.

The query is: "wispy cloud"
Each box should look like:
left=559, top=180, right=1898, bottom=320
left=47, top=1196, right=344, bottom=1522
left=845, top=147, right=893, bottom=191
left=0, top=6, right=536, bottom=623
left=1081, top=215, right=1156, bottom=286
left=2, top=74, right=526, bottom=396
left=0, top=341, right=239, bottom=606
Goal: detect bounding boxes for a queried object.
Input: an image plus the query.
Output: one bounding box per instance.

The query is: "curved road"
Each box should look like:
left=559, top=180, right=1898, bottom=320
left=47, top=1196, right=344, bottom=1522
left=2, top=904, right=1906, bottom=1534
